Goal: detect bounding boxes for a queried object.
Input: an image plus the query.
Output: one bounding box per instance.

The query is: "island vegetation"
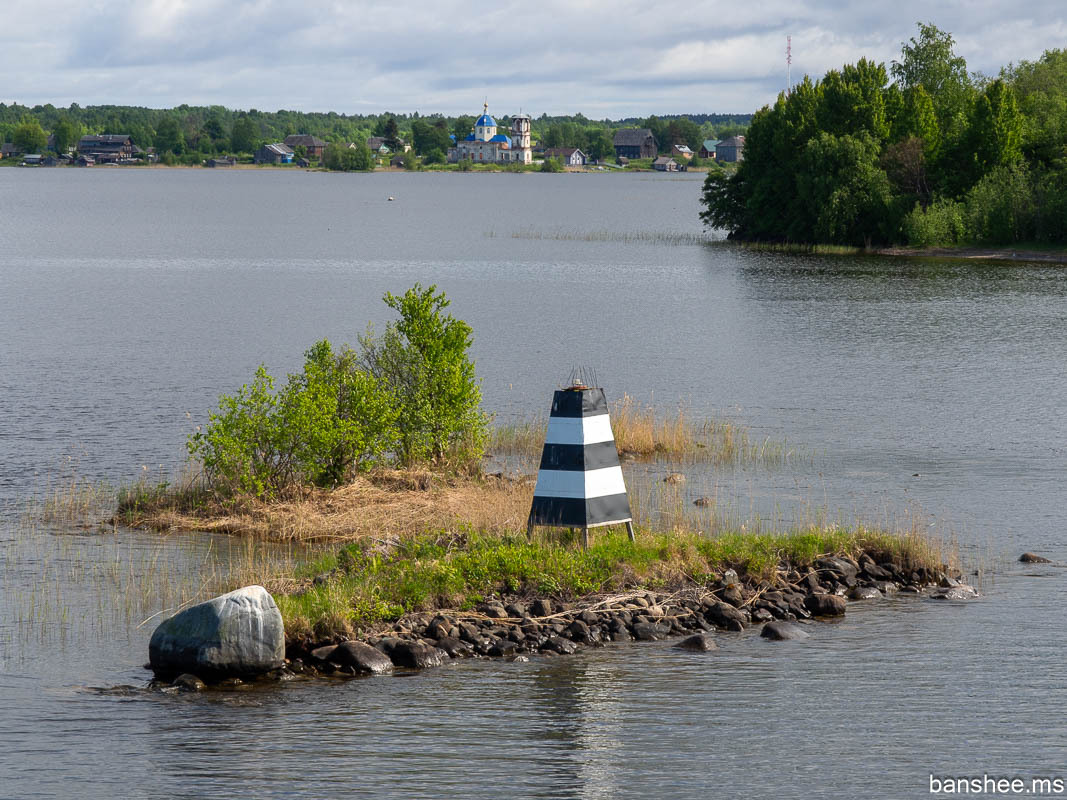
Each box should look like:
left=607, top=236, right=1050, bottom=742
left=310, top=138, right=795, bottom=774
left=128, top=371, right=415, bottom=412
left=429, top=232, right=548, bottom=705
left=106, top=284, right=954, bottom=647
left=700, top=23, right=1067, bottom=249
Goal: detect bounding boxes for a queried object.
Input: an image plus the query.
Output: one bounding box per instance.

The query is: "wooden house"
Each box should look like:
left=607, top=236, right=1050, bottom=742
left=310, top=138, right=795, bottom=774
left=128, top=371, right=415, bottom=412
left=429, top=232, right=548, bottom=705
left=671, top=144, right=694, bottom=159
left=254, top=143, right=294, bottom=164
left=699, top=139, right=721, bottom=159
left=206, top=156, right=237, bottom=167
left=77, top=134, right=134, bottom=163
left=544, top=147, right=588, bottom=167
left=283, top=134, right=326, bottom=160
left=613, top=128, right=657, bottom=160
left=652, top=156, right=678, bottom=171
left=716, top=135, right=745, bottom=162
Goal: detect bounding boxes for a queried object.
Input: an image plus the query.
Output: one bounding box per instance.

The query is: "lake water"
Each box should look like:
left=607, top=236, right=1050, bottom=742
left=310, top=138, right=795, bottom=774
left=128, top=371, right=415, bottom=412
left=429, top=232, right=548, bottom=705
left=1, top=168, right=1064, bottom=799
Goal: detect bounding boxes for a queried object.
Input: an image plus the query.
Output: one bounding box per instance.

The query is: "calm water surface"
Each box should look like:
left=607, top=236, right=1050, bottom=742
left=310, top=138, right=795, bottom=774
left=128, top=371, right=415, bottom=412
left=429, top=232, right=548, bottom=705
left=0, top=169, right=1064, bottom=798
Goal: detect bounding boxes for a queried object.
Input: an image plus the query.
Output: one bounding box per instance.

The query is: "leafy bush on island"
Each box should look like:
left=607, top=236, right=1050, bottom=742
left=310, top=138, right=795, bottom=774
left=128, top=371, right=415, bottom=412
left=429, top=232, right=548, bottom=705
left=700, top=24, right=1067, bottom=248
left=540, top=157, right=563, bottom=173
left=187, top=285, right=487, bottom=499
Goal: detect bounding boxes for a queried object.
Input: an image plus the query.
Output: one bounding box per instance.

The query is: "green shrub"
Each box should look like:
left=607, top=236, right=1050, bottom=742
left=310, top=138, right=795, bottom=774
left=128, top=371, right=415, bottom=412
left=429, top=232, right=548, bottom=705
left=902, top=198, right=966, bottom=246
left=457, top=159, right=473, bottom=172
left=1033, top=164, right=1067, bottom=242
left=423, top=148, right=445, bottom=165
left=964, top=164, right=1035, bottom=244
left=358, top=283, right=487, bottom=466
left=188, top=286, right=487, bottom=499
left=540, top=157, right=563, bottom=173
left=188, top=342, right=398, bottom=498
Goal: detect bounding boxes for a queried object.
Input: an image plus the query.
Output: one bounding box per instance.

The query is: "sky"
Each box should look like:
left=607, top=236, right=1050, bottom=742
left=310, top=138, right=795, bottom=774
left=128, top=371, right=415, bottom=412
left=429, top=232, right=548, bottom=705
left=4, top=1, right=1065, bottom=118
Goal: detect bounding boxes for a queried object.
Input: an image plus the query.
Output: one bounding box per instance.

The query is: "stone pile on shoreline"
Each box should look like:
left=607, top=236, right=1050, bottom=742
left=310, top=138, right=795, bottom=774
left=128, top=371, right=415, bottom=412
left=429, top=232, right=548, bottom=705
left=284, top=552, right=976, bottom=678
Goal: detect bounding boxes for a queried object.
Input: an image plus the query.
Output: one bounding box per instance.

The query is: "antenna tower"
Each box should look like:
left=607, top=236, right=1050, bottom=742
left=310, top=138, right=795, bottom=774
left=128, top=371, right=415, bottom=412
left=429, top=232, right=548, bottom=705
left=786, top=36, right=792, bottom=94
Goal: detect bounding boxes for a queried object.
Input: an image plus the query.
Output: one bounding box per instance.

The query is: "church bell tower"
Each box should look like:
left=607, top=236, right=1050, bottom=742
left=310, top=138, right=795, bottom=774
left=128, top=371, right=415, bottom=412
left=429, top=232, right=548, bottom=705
left=511, top=113, right=532, bottom=164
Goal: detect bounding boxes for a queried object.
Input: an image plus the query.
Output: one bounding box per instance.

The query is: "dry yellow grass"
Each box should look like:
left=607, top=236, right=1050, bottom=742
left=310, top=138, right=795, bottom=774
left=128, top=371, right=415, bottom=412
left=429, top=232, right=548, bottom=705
left=120, top=470, right=535, bottom=543
left=491, top=394, right=793, bottom=466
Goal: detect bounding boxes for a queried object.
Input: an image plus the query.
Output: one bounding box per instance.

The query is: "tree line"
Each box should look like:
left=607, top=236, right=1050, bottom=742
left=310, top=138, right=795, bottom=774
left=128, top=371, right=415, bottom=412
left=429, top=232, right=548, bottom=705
left=0, top=101, right=749, bottom=164
left=700, top=23, right=1067, bottom=247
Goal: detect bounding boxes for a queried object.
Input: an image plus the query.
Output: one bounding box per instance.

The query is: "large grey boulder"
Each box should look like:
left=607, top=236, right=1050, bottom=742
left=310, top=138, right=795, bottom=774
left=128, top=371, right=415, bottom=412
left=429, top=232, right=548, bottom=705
left=149, top=585, right=285, bottom=679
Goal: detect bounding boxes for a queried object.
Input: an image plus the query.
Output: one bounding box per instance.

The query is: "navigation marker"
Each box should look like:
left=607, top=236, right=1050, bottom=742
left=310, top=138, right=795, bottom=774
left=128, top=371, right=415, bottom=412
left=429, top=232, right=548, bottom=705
left=526, top=384, right=635, bottom=548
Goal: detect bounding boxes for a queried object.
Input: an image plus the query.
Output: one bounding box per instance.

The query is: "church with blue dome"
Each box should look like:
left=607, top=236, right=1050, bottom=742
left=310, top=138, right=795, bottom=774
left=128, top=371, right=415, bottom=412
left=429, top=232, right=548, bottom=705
left=450, top=102, right=532, bottom=164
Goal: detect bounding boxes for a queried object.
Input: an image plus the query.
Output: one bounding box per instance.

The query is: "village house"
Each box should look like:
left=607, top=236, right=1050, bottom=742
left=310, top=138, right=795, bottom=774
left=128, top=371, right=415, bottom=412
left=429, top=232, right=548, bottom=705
left=613, top=128, right=657, bottom=160
left=78, top=134, right=135, bottom=163
left=543, top=147, right=588, bottom=167
left=367, top=137, right=391, bottom=155
left=652, top=156, right=679, bottom=172
left=20, top=154, right=44, bottom=166
left=283, top=134, right=326, bottom=160
left=206, top=156, right=237, bottom=167
left=0, top=143, right=17, bottom=159
left=716, top=135, right=745, bottom=162
left=76, top=155, right=95, bottom=167
left=699, top=139, right=721, bottom=159
left=449, top=103, right=532, bottom=164
left=253, top=143, right=294, bottom=164
left=671, top=144, right=694, bottom=159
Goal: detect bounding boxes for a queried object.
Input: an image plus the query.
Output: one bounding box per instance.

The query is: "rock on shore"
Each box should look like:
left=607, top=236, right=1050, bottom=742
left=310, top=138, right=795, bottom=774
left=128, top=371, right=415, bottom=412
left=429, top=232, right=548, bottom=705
left=280, top=551, right=972, bottom=676
left=149, top=585, right=285, bottom=679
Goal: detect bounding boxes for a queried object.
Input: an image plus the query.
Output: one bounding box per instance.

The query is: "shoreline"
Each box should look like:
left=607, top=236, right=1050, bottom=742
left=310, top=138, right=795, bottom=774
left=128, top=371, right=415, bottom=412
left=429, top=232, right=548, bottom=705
left=160, top=545, right=975, bottom=686
left=724, top=239, right=1067, bottom=264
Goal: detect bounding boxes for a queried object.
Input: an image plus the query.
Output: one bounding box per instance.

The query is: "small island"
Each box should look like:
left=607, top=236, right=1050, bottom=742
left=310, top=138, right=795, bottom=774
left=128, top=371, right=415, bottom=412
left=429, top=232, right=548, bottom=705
left=102, top=283, right=972, bottom=688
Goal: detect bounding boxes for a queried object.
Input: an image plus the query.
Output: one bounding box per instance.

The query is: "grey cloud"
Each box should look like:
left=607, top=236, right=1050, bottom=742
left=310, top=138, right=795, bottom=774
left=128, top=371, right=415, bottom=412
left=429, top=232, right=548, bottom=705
left=5, top=1, right=1067, bottom=115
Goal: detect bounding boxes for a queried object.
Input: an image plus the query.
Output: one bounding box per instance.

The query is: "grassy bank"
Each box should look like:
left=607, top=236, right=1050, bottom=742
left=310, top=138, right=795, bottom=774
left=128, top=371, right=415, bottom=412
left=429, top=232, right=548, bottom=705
left=275, top=524, right=949, bottom=640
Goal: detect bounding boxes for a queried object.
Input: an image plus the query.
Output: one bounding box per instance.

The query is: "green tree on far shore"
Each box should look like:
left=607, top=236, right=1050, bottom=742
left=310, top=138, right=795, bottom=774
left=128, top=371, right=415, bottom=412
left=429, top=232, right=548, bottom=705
left=13, top=117, right=47, bottom=153
left=323, top=141, right=373, bottom=171
left=50, top=118, right=81, bottom=153
left=231, top=116, right=258, bottom=153
left=154, top=116, right=185, bottom=154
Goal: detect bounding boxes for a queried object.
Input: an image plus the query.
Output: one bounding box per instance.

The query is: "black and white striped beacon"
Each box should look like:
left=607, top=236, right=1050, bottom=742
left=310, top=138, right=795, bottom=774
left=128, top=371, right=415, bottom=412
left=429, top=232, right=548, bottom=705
left=526, top=384, right=635, bottom=547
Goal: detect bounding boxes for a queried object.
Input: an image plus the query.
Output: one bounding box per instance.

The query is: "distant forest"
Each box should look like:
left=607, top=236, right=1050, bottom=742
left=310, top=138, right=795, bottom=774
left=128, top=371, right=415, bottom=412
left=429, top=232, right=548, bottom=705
left=0, top=100, right=750, bottom=165
left=701, top=23, right=1067, bottom=247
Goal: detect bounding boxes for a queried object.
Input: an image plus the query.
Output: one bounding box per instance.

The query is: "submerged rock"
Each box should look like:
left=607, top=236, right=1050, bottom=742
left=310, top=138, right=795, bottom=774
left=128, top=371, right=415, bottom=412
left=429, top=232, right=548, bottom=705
left=848, top=585, right=882, bottom=601
left=760, top=621, right=810, bottom=641
left=1019, top=552, right=1052, bottom=564
left=172, top=673, right=205, bottom=692
left=675, top=633, right=717, bottom=652
left=149, top=585, right=285, bottom=679
left=931, top=585, right=979, bottom=601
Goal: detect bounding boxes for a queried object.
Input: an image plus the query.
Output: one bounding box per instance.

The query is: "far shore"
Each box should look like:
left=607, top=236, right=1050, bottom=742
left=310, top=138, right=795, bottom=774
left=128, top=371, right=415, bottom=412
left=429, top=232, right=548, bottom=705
left=724, top=239, right=1067, bottom=265
left=875, top=245, right=1067, bottom=264
left=1, top=160, right=708, bottom=175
